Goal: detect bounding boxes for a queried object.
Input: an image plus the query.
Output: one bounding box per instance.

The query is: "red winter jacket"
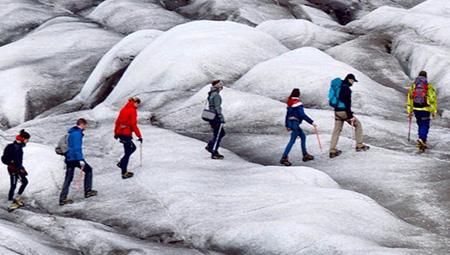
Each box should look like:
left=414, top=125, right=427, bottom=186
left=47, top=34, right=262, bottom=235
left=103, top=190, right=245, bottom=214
left=114, top=100, right=142, bottom=138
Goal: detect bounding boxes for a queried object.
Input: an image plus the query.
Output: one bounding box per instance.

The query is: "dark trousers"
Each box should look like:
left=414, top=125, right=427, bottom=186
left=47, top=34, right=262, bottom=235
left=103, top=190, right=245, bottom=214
left=207, top=118, right=226, bottom=154
left=414, top=111, right=431, bottom=142
left=118, top=136, right=136, bottom=174
left=59, top=161, right=93, bottom=201
left=8, top=171, right=28, bottom=201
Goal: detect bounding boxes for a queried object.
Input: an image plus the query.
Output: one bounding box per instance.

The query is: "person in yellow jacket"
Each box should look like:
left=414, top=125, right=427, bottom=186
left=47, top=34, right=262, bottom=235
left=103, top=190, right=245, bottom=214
left=407, top=71, right=437, bottom=152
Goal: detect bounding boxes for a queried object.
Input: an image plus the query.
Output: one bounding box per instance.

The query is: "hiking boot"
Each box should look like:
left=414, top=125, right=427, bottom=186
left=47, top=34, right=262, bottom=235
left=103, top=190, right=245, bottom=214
left=205, top=146, right=213, bottom=153
left=356, top=144, right=370, bottom=152
left=122, top=171, right=134, bottom=179
left=8, top=201, right=20, bottom=212
left=279, top=156, right=292, bottom=166
left=14, top=197, right=24, bottom=207
left=329, top=149, right=342, bottom=158
left=211, top=152, right=224, bottom=160
left=302, top=154, right=314, bottom=162
left=417, top=139, right=427, bottom=152
left=85, top=190, right=98, bottom=198
left=59, top=198, right=74, bottom=206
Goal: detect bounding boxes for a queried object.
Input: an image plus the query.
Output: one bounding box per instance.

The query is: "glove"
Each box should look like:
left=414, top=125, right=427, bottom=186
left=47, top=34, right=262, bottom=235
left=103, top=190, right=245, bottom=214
left=79, top=161, right=85, bottom=169
left=218, top=114, right=225, bottom=124
left=407, top=112, right=413, bottom=118
left=20, top=168, right=28, bottom=176
left=432, top=112, right=437, bottom=118
left=286, top=128, right=292, bottom=132
left=138, top=138, right=143, bottom=143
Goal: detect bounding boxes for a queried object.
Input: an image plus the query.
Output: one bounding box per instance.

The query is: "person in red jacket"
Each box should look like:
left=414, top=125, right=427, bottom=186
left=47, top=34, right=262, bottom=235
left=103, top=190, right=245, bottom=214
left=114, top=97, right=143, bottom=179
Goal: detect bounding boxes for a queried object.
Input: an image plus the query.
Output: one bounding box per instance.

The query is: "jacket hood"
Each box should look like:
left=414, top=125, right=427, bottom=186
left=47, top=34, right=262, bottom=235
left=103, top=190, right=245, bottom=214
left=124, top=100, right=137, bottom=109
left=287, top=97, right=302, bottom=107
left=415, top=76, right=428, bottom=85
left=210, top=86, right=221, bottom=93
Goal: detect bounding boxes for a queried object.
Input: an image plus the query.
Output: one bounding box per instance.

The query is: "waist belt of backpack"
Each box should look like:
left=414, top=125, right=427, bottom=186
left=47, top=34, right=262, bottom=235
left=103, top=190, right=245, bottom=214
left=288, top=117, right=300, bottom=121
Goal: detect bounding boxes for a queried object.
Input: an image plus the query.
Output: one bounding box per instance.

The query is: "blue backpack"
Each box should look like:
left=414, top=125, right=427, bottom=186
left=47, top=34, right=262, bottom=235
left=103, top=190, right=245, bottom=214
left=328, top=78, right=345, bottom=108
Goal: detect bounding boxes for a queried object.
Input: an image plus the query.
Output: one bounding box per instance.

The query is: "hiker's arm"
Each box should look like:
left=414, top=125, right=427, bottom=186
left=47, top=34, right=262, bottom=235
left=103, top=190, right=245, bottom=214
left=340, top=87, right=353, bottom=118
left=298, top=106, right=314, bottom=125
left=130, top=111, right=142, bottom=138
left=428, top=84, right=438, bottom=114
left=407, top=85, right=414, bottom=114
left=214, top=95, right=225, bottom=123
left=71, top=132, right=84, bottom=160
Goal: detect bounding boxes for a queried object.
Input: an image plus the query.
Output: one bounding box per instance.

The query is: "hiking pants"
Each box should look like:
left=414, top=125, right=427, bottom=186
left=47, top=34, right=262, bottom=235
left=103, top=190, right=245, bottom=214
left=8, top=169, right=28, bottom=201
left=118, top=136, right=136, bottom=174
left=330, top=111, right=363, bottom=151
left=283, top=128, right=308, bottom=157
left=60, top=161, right=93, bottom=201
left=414, top=111, right=431, bottom=142
left=208, top=117, right=226, bottom=154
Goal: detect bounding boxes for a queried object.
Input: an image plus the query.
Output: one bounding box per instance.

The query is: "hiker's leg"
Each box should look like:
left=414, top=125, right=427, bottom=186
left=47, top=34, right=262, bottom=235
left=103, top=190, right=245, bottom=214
left=298, top=128, right=308, bottom=156
left=83, top=162, right=93, bottom=192
left=8, top=174, right=17, bottom=201
left=283, top=129, right=298, bottom=157
left=17, top=173, right=28, bottom=196
left=59, top=163, right=75, bottom=201
left=330, top=112, right=345, bottom=151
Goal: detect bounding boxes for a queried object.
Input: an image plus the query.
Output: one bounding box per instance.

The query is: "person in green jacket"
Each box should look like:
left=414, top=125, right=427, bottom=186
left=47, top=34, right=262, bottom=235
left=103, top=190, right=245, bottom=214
left=407, top=71, right=437, bottom=152
left=205, top=80, right=226, bottom=160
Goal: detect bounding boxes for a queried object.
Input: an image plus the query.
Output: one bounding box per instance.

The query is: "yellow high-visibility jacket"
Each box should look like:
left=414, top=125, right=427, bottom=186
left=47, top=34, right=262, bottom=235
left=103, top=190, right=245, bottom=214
left=407, top=83, right=437, bottom=114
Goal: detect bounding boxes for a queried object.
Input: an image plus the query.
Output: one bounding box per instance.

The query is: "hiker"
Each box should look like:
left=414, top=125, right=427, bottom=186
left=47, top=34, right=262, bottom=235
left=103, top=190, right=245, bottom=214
left=407, top=71, right=437, bottom=152
left=114, top=97, right=143, bottom=178
left=329, top=74, right=370, bottom=158
left=205, top=80, right=226, bottom=160
left=1, top=130, right=31, bottom=211
left=280, top=89, right=317, bottom=166
left=59, top=118, right=97, bottom=206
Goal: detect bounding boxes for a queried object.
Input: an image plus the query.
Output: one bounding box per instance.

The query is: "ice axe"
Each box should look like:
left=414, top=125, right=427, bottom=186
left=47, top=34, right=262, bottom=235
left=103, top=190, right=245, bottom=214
left=408, top=115, right=412, bottom=142
left=75, top=165, right=85, bottom=192
left=313, top=126, right=323, bottom=152
left=140, top=141, right=143, bottom=168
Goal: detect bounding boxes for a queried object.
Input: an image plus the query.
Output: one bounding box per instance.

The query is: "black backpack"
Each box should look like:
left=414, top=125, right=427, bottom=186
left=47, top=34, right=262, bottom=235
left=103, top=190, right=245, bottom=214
left=1, top=143, right=15, bottom=165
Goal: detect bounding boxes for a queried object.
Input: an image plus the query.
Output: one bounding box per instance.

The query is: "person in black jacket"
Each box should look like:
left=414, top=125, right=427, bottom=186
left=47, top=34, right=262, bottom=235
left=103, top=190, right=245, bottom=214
left=329, top=74, right=370, bottom=158
left=6, top=130, right=31, bottom=210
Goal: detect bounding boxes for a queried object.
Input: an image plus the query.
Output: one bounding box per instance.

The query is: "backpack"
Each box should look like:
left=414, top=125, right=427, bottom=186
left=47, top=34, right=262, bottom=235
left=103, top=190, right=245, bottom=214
left=328, top=78, right=345, bottom=108
left=55, top=134, right=69, bottom=156
left=201, top=92, right=217, bottom=122
left=1, top=143, right=15, bottom=165
left=412, top=81, right=429, bottom=108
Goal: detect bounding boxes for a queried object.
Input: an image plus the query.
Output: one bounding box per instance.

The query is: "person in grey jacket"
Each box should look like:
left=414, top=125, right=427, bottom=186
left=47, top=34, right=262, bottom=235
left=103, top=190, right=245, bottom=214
left=205, top=80, right=226, bottom=159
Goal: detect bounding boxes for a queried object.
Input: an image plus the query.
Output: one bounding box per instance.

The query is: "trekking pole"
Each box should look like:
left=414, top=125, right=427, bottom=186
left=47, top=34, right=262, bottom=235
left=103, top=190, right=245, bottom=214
left=314, top=126, right=323, bottom=152
left=213, top=123, right=224, bottom=152
left=140, top=142, right=143, bottom=168
left=351, top=119, right=356, bottom=148
left=408, top=116, right=412, bottom=142
left=75, top=166, right=84, bottom=191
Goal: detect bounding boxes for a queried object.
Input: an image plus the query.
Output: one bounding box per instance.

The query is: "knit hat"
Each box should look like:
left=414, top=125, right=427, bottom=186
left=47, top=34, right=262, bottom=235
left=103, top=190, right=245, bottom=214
left=16, top=129, right=30, bottom=142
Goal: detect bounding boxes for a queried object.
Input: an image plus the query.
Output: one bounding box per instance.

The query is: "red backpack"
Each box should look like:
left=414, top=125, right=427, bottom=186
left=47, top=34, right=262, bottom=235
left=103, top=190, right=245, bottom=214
left=412, top=78, right=429, bottom=107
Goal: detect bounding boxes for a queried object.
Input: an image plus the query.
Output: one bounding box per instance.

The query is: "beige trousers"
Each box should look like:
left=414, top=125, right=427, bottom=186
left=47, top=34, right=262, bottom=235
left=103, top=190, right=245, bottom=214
left=330, top=111, right=363, bottom=151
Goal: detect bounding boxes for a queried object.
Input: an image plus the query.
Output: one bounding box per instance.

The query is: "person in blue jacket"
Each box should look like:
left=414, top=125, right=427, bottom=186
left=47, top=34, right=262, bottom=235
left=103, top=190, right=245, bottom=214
left=280, top=89, right=317, bottom=166
left=59, top=118, right=97, bottom=206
